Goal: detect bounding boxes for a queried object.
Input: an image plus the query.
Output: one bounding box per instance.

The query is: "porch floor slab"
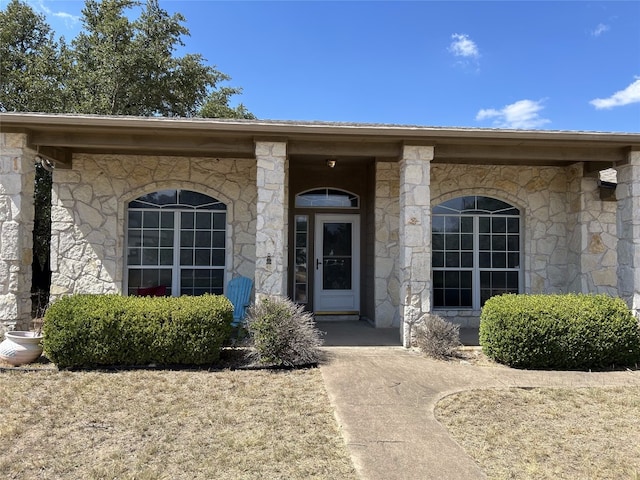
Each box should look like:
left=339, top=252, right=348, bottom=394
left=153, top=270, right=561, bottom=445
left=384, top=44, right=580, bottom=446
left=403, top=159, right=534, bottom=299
left=316, top=320, right=480, bottom=347
left=316, top=320, right=400, bottom=346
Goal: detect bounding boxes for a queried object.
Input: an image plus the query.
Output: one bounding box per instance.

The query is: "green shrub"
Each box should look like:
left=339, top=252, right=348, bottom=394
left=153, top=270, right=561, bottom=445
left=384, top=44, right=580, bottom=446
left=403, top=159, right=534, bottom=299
left=245, top=296, right=324, bottom=367
left=414, top=314, right=460, bottom=358
left=480, top=294, right=640, bottom=369
left=43, top=294, right=233, bottom=368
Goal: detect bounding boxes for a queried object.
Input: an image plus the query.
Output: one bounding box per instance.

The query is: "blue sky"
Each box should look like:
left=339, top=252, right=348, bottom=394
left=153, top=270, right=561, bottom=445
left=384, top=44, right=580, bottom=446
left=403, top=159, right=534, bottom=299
left=13, top=0, right=640, bottom=132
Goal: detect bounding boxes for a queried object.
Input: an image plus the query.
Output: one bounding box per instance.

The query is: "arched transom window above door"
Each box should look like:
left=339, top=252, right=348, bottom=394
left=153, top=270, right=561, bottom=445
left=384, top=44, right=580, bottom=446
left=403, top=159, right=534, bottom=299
left=432, top=196, right=521, bottom=309
left=295, top=188, right=359, bottom=208
left=126, top=189, right=227, bottom=297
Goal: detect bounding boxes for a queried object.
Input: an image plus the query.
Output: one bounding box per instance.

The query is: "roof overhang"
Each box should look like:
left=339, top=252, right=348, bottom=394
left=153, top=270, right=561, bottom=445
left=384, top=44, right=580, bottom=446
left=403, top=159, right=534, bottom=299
left=1, top=112, right=639, bottom=172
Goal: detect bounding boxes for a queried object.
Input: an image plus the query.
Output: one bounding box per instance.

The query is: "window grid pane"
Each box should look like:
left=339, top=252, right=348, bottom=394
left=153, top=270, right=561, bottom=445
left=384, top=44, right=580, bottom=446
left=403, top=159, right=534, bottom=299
left=127, top=190, right=227, bottom=298
left=127, top=210, right=174, bottom=268
left=433, top=196, right=520, bottom=310
left=480, top=270, right=519, bottom=306
left=180, top=268, right=224, bottom=296
left=127, top=268, right=172, bottom=296
left=433, top=270, right=473, bottom=308
left=295, top=189, right=359, bottom=208
left=179, top=211, right=226, bottom=267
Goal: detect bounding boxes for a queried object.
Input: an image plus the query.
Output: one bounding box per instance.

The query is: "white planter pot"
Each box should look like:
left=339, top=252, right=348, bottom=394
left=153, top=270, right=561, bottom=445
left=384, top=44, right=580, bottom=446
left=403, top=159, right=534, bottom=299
left=0, top=331, right=44, bottom=366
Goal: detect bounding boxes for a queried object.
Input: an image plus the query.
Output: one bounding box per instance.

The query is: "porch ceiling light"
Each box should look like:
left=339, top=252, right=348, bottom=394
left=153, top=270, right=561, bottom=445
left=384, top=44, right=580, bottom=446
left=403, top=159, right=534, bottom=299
left=326, top=159, right=337, bottom=168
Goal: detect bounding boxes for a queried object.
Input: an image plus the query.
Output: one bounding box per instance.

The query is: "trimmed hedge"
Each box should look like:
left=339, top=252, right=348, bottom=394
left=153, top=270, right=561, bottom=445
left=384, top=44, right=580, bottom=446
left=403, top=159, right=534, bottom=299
left=480, top=293, right=640, bottom=369
left=43, top=294, right=233, bottom=368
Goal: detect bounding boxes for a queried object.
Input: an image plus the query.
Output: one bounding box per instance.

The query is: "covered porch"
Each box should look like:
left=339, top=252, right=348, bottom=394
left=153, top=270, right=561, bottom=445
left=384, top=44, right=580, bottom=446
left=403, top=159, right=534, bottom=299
left=1, top=113, right=640, bottom=346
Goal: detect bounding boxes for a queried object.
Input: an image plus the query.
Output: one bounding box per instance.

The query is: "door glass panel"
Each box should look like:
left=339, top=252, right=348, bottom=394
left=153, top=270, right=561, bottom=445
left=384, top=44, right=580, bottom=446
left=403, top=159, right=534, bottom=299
left=323, top=223, right=352, bottom=256
left=294, top=216, right=308, bottom=303
left=322, top=222, right=352, bottom=290
left=323, top=258, right=352, bottom=290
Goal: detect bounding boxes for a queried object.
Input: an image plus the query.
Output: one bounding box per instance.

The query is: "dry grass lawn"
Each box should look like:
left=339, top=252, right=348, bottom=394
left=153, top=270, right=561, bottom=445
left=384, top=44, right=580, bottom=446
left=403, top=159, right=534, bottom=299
left=436, top=386, right=640, bottom=480
left=0, top=367, right=357, bottom=480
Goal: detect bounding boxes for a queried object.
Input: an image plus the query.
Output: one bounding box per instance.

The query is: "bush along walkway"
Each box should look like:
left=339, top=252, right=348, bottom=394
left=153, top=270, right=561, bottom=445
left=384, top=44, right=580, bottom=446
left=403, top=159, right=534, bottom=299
left=319, top=346, right=640, bottom=480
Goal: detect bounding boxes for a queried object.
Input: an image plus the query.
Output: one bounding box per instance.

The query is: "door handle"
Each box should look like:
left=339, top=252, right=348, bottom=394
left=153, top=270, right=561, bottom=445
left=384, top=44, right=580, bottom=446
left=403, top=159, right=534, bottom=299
left=316, top=258, right=321, bottom=270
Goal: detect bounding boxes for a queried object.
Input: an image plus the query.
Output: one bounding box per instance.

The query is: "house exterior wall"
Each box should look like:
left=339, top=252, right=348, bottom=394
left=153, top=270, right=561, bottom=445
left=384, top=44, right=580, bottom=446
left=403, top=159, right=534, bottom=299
left=398, top=146, right=434, bottom=344
left=50, top=154, right=256, bottom=300
left=566, top=163, right=618, bottom=296
left=254, top=141, right=288, bottom=298
left=374, top=161, right=400, bottom=327
left=617, top=150, right=640, bottom=315
left=1, top=133, right=627, bottom=333
left=379, top=162, right=617, bottom=328
left=0, top=133, right=35, bottom=332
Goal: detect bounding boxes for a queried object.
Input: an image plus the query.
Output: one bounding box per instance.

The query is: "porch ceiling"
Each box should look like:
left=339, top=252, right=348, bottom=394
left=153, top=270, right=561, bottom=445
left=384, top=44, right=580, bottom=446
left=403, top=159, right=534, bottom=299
left=1, top=113, right=638, bottom=172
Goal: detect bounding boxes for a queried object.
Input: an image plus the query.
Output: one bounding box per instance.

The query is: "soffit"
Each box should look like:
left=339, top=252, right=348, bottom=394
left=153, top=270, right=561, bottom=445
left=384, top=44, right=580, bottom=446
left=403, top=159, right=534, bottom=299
left=1, top=113, right=638, bottom=169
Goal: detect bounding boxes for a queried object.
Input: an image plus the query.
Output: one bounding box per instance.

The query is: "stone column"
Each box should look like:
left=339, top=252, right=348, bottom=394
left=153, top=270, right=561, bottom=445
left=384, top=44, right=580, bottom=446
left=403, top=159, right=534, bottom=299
left=0, top=133, right=35, bottom=332
left=254, top=141, right=288, bottom=299
left=399, top=145, right=433, bottom=346
left=617, top=150, right=640, bottom=316
left=374, top=161, right=400, bottom=327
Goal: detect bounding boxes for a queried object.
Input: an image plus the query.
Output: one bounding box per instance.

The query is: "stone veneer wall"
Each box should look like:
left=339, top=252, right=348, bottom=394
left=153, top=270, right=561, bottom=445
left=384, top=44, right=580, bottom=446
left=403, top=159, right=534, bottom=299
left=0, top=133, right=35, bottom=332
left=431, top=164, right=568, bottom=326
left=50, top=154, right=256, bottom=299
left=566, top=163, right=618, bottom=296
left=429, top=163, right=618, bottom=327
left=374, top=161, right=400, bottom=327
left=399, top=146, right=433, bottom=344
left=254, top=141, right=288, bottom=299
left=617, top=151, right=640, bottom=315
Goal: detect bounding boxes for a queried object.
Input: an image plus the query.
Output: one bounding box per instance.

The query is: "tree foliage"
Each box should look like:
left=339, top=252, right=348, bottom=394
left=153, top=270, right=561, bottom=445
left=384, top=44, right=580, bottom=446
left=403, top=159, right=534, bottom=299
left=0, top=0, right=255, bottom=306
left=0, top=0, right=64, bottom=112
left=200, top=87, right=256, bottom=119
left=0, top=0, right=253, bottom=117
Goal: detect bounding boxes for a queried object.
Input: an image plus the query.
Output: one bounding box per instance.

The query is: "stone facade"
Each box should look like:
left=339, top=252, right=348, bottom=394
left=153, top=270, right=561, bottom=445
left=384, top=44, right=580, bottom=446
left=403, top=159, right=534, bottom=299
left=50, top=154, right=256, bottom=299
left=370, top=159, right=622, bottom=331
left=1, top=126, right=637, bottom=337
left=566, top=163, right=618, bottom=296
left=374, top=161, right=400, bottom=327
left=399, top=146, right=433, bottom=345
left=0, top=133, right=35, bottom=332
left=617, top=150, right=640, bottom=315
left=254, top=141, right=288, bottom=299
left=428, top=162, right=618, bottom=327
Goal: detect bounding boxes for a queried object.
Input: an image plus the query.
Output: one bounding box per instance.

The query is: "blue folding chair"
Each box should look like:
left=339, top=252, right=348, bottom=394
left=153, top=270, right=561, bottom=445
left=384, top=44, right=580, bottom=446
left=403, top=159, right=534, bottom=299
left=226, top=276, right=253, bottom=326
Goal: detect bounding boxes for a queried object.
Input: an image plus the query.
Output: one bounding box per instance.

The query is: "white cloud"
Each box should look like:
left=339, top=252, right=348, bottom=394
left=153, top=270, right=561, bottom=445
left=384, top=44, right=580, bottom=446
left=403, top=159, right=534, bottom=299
left=52, top=11, right=79, bottom=23
left=31, top=0, right=80, bottom=27
left=476, top=99, right=551, bottom=129
left=590, top=78, right=640, bottom=109
left=449, top=33, right=480, bottom=59
left=591, top=23, right=610, bottom=37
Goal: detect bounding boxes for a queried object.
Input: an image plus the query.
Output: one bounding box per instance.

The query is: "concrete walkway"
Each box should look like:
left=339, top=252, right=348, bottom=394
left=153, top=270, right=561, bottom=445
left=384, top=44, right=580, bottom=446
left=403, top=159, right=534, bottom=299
left=317, top=323, right=640, bottom=480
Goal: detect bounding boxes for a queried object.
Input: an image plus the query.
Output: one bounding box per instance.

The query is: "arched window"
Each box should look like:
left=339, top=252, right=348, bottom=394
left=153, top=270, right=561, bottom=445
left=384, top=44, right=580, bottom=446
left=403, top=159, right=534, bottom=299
left=295, top=188, right=359, bottom=208
left=432, top=196, right=521, bottom=309
left=126, top=189, right=226, bottom=296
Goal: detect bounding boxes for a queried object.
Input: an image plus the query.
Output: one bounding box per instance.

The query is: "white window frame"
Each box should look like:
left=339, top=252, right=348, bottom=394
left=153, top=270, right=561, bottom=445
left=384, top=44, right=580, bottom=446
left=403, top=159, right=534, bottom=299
left=125, top=190, right=227, bottom=297
left=432, top=196, right=522, bottom=310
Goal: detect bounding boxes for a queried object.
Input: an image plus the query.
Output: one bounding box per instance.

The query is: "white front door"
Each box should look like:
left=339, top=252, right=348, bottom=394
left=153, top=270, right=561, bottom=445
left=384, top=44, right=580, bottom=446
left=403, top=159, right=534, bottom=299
left=314, top=214, right=360, bottom=313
